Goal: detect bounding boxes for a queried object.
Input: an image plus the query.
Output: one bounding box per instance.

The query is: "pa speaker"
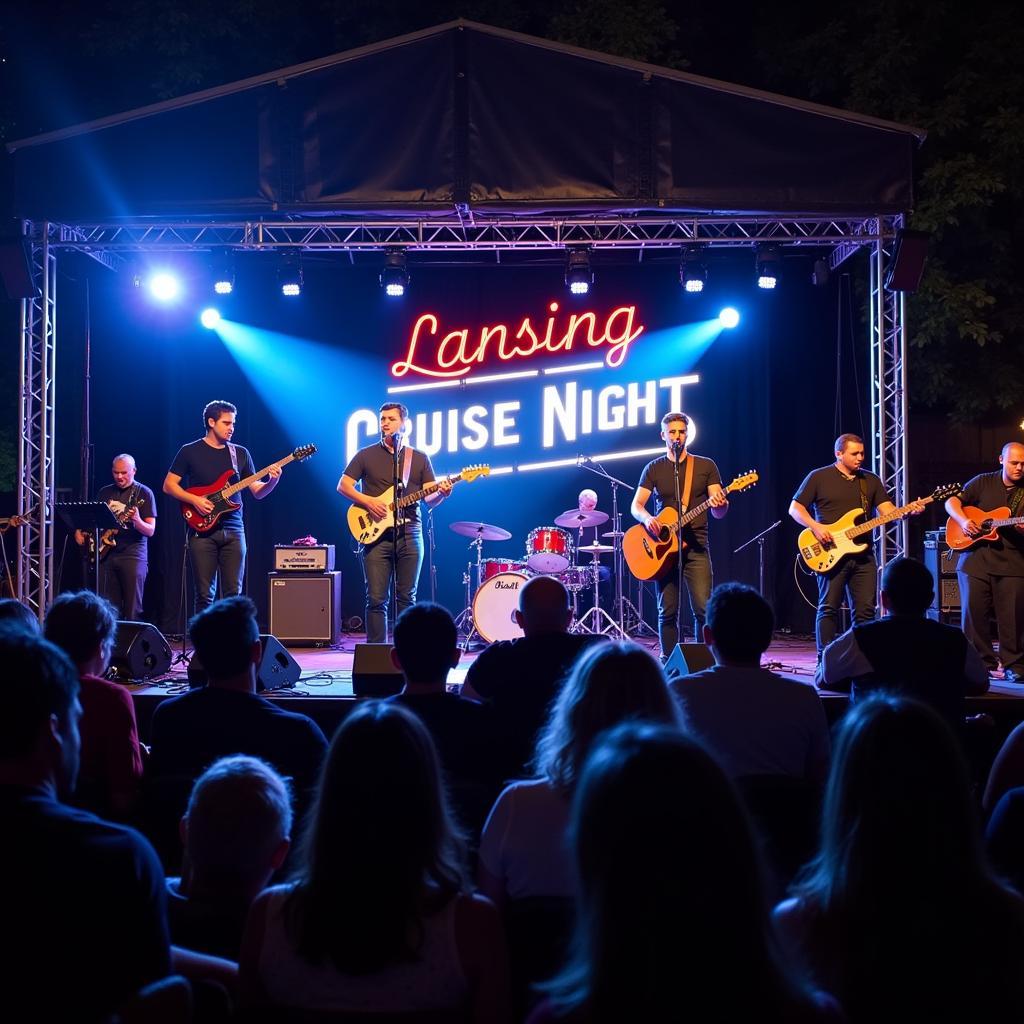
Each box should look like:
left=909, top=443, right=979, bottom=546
left=0, top=239, right=38, bottom=301
left=268, top=572, right=341, bottom=645
left=257, top=634, right=301, bottom=692
left=883, top=229, right=929, bottom=293
left=108, top=621, right=172, bottom=681
left=664, top=642, right=715, bottom=679
left=352, top=643, right=403, bottom=698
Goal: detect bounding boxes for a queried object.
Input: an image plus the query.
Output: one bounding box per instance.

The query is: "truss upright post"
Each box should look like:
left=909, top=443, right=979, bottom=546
left=16, top=223, right=57, bottom=619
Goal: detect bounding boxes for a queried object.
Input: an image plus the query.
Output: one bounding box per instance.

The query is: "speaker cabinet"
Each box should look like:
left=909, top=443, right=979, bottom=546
left=257, top=634, right=301, bottom=692
left=923, top=530, right=961, bottom=612
left=268, top=572, right=341, bottom=646
left=663, top=642, right=715, bottom=679
left=108, top=621, right=172, bottom=681
left=352, top=643, right=404, bottom=698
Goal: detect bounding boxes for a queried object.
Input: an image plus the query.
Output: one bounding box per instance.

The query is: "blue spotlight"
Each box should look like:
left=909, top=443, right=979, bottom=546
left=200, top=307, right=221, bottom=330
left=565, top=247, right=594, bottom=296
left=278, top=255, right=303, bottom=297
left=149, top=272, right=182, bottom=303
left=755, top=243, right=782, bottom=290
left=380, top=249, right=410, bottom=297
left=719, top=307, right=740, bottom=329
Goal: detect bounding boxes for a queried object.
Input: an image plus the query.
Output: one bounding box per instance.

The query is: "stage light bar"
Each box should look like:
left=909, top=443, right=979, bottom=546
left=148, top=271, right=182, bottom=303
left=680, top=245, right=708, bottom=294
left=200, top=308, right=221, bottom=329
left=380, top=249, right=410, bottom=297
left=278, top=255, right=302, bottom=297
left=564, top=248, right=594, bottom=296
left=755, top=243, right=782, bottom=290
left=719, top=307, right=740, bottom=329
left=212, top=252, right=234, bottom=295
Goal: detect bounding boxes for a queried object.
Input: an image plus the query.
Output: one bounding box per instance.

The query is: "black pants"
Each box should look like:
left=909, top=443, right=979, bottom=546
left=655, top=548, right=712, bottom=657
left=100, top=554, right=147, bottom=620
left=816, top=553, right=877, bottom=654
left=188, top=528, right=246, bottom=614
left=958, top=570, right=1024, bottom=674
left=361, top=526, right=424, bottom=644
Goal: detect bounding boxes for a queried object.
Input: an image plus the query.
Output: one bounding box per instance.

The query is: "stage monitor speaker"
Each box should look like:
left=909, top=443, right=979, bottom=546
left=352, top=643, right=404, bottom=698
left=268, top=571, right=341, bottom=646
left=257, top=634, right=301, bottom=692
left=108, top=621, right=172, bottom=681
left=883, top=229, right=929, bottom=293
left=663, top=642, right=715, bottom=679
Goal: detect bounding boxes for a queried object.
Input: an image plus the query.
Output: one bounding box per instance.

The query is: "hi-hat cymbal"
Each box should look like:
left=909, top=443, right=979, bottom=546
left=554, top=508, right=610, bottom=528
left=601, top=530, right=625, bottom=538
left=578, top=542, right=615, bottom=555
left=449, top=520, right=512, bottom=542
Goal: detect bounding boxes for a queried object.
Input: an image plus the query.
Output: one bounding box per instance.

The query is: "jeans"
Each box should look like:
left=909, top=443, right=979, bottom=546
left=655, top=548, right=712, bottom=657
left=361, top=526, right=424, bottom=644
left=100, top=554, right=147, bottom=620
left=188, top=529, right=246, bottom=613
left=816, top=552, right=877, bottom=653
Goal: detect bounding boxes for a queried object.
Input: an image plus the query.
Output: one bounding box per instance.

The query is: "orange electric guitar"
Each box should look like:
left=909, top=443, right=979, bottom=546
left=623, top=472, right=759, bottom=580
left=945, top=506, right=1024, bottom=551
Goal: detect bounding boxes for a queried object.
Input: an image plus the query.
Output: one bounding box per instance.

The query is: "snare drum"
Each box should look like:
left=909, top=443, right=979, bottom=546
left=557, top=565, right=592, bottom=592
left=473, top=572, right=527, bottom=643
left=481, top=557, right=527, bottom=583
left=526, top=526, right=572, bottom=573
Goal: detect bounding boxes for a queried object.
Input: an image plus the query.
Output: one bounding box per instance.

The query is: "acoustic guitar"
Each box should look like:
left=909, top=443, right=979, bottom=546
left=945, top=506, right=1024, bottom=551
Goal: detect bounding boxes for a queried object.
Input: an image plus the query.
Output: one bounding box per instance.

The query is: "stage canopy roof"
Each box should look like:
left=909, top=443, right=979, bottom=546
left=7, top=20, right=924, bottom=222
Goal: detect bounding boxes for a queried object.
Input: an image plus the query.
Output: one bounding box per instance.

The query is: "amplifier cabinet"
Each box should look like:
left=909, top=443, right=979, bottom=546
left=268, top=572, right=341, bottom=646
left=923, top=530, right=961, bottom=613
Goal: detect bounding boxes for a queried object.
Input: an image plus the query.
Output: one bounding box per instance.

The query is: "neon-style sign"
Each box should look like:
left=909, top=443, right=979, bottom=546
left=391, top=301, right=645, bottom=380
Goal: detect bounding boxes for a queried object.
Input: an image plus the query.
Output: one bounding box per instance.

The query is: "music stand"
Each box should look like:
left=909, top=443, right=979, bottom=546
left=56, top=501, right=120, bottom=596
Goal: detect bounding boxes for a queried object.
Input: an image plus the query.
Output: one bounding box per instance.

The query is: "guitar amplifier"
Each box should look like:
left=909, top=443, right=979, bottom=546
left=268, top=572, right=342, bottom=645
left=273, top=544, right=335, bottom=572
left=923, top=530, right=960, bottom=616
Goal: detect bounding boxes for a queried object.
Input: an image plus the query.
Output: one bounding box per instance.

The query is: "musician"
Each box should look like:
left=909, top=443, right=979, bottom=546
left=944, top=442, right=1024, bottom=683
left=630, top=411, right=728, bottom=659
left=338, top=403, right=452, bottom=644
left=74, top=454, right=156, bottom=620
left=163, top=400, right=280, bottom=614
left=790, top=433, right=923, bottom=658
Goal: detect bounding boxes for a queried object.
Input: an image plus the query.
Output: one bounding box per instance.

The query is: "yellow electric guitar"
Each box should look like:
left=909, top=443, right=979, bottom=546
left=797, top=482, right=961, bottom=573
left=347, top=465, right=490, bottom=545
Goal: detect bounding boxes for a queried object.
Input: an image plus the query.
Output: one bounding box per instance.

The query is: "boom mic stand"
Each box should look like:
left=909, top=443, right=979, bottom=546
left=733, top=519, right=782, bottom=598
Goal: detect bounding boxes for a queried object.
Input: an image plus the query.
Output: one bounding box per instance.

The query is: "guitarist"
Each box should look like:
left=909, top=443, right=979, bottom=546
left=74, top=454, right=156, bottom=619
left=163, top=400, right=280, bottom=612
left=630, top=411, right=728, bottom=660
left=944, top=442, right=1024, bottom=683
left=337, top=402, right=451, bottom=644
left=789, top=433, right=924, bottom=660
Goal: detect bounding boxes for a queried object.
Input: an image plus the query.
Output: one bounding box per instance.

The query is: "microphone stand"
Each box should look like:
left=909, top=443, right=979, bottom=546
left=733, top=519, right=782, bottom=599
left=389, top=432, right=403, bottom=644
left=672, top=442, right=685, bottom=651
left=426, top=503, right=437, bottom=603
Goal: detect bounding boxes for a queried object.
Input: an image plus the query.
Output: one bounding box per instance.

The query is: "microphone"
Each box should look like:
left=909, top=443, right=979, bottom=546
left=577, top=454, right=592, bottom=466
left=671, top=440, right=683, bottom=456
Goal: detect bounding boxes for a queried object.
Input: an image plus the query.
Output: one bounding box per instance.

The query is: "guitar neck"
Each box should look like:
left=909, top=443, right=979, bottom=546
left=222, top=455, right=296, bottom=499
left=984, top=516, right=1024, bottom=529
left=395, top=473, right=462, bottom=509
left=846, top=496, right=934, bottom=539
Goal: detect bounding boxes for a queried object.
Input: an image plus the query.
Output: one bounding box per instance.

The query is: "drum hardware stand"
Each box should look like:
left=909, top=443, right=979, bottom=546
left=453, top=532, right=486, bottom=651
left=733, top=519, right=782, bottom=598
left=574, top=549, right=627, bottom=639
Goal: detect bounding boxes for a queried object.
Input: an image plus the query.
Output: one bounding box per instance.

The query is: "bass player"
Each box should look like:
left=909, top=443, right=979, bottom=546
left=790, top=433, right=924, bottom=661
left=163, top=400, right=280, bottom=612
left=337, top=402, right=451, bottom=644
left=944, top=441, right=1024, bottom=683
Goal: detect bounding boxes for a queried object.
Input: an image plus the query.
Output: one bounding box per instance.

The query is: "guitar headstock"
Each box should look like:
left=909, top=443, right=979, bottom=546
left=293, top=444, right=318, bottom=461
left=930, top=482, right=961, bottom=502
left=726, top=471, right=759, bottom=493
left=461, top=464, right=490, bottom=483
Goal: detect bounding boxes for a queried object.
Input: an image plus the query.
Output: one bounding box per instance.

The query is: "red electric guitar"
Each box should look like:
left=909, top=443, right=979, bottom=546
left=179, top=444, right=317, bottom=533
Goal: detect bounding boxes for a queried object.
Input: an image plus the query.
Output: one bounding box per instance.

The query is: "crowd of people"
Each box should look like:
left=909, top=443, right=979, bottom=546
left=2, top=556, right=1024, bottom=1022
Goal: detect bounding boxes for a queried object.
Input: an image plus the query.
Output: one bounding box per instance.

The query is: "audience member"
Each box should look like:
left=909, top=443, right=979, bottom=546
left=44, top=589, right=144, bottom=818
left=672, top=583, right=830, bottom=783
left=0, top=629, right=170, bottom=1021
left=775, top=694, right=1024, bottom=1022
left=239, top=701, right=509, bottom=1021
left=983, top=719, right=1024, bottom=813
left=818, top=557, right=988, bottom=729
left=462, top=576, right=607, bottom=777
left=167, top=755, right=292, bottom=961
left=0, top=596, right=41, bottom=633
left=388, top=602, right=502, bottom=834
left=149, top=596, right=327, bottom=812
left=986, top=786, right=1024, bottom=896
left=530, top=722, right=840, bottom=1023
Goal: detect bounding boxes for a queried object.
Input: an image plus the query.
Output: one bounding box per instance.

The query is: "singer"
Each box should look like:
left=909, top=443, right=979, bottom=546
left=338, top=402, right=452, bottom=643
left=630, top=411, right=728, bottom=659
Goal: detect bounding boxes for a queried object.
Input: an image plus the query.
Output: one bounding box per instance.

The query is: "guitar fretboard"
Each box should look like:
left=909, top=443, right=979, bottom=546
left=393, top=473, right=463, bottom=510
left=845, top=496, right=934, bottom=539
left=222, top=454, right=298, bottom=498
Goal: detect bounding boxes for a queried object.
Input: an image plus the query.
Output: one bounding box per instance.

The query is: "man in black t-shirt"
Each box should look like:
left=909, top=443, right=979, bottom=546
left=790, top=433, right=922, bottom=657
left=338, top=402, right=452, bottom=644
left=75, top=453, right=157, bottom=619
left=945, top=442, right=1024, bottom=683
left=163, top=400, right=281, bottom=613
left=630, top=411, right=728, bottom=659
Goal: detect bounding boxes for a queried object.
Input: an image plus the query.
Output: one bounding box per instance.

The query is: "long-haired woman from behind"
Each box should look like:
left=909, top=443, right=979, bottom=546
left=775, top=693, right=1024, bottom=1022
left=239, top=700, right=510, bottom=1022
left=530, top=722, right=840, bottom=1024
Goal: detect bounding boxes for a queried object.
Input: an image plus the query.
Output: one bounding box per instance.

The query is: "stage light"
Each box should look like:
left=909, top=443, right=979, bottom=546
left=200, top=307, right=221, bottom=329
left=212, top=252, right=235, bottom=295
left=148, top=272, right=182, bottom=303
left=755, top=243, right=782, bottom=290
left=380, top=249, right=410, bottom=297
left=812, top=258, right=829, bottom=287
left=680, top=245, right=707, bottom=294
left=719, top=307, right=740, bottom=329
left=565, top=248, right=594, bottom=296
left=277, top=255, right=302, bottom=297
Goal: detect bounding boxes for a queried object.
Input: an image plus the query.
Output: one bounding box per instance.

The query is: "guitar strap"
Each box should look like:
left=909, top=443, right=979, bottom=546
left=858, top=476, right=870, bottom=515
left=1010, top=485, right=1024, bottom=518
left=227, top=442, right=240, bottom=480
left=402, top=446, right=414, bottom=490
left=681, top=455, right=695, bottom=513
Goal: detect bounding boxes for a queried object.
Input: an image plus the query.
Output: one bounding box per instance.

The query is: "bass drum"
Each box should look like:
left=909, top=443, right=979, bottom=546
left=472, top=572, right=527, bottom=644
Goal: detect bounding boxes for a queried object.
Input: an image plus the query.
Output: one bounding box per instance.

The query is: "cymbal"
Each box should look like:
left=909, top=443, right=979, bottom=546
left=449, top=520, right=512, bottom=542
left=554, top=508, right=610, bottom=528
left=578, top=542, right=615, bottom=555
left=601, top=530, right=625, bottom=538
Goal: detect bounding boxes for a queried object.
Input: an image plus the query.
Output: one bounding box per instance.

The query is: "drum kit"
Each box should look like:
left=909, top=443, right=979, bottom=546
left=450, top=503, right=625, bottom=646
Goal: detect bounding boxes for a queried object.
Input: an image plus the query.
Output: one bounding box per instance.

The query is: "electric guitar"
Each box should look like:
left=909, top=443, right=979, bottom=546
left=347, top=465, right=490, bottom=545
left=85, top=499, right=141, bottom=563
left=797, top=482, right=961, bottom=574
left=180, top=444, right=317, bottom=533
left=623, top=472, right=759, bottom=581
left=945, top=506, right=1024, bottom=551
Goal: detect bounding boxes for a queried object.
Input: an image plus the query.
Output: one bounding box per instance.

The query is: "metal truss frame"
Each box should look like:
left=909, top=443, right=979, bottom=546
left=16, top=210, right=908, bottom=612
